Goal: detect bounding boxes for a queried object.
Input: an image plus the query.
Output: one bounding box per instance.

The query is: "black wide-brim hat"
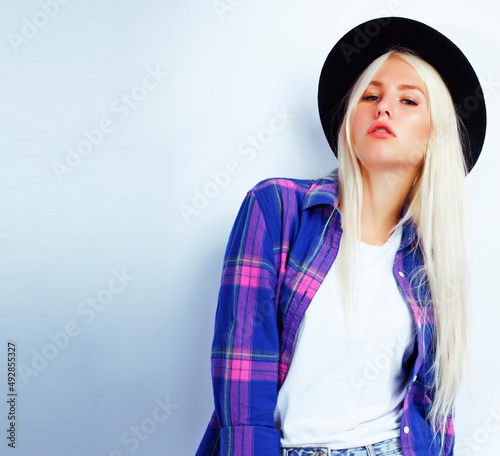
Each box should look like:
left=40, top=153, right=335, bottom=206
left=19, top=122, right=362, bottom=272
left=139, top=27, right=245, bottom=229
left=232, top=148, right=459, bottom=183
left=318, top=16, right=487, bottom=174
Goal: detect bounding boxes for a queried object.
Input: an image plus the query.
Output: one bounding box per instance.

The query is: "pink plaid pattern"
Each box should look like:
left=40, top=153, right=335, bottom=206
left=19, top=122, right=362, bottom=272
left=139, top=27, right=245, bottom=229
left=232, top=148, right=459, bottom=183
left=196, top=172, right=455, bottom=456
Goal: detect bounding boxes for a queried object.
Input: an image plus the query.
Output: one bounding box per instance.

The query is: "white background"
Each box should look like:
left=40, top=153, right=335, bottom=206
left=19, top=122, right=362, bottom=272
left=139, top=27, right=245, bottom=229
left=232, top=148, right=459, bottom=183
left=0, top=1, right=499, bottom=455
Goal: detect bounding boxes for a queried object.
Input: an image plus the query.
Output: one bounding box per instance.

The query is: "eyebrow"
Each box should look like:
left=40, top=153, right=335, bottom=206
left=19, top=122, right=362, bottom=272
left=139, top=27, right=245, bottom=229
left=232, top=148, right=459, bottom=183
left=368, top=80, right=426, bottom=96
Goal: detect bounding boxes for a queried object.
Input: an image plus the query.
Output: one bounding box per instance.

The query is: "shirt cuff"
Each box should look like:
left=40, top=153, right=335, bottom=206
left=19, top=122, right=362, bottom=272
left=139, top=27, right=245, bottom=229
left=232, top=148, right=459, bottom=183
left=220, top=425, right=281, bottom=456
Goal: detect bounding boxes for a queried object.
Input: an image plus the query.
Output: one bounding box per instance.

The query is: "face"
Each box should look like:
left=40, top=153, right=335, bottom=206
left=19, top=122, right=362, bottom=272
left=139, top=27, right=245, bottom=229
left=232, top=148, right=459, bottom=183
left=351, top=56, right=430, bottom=176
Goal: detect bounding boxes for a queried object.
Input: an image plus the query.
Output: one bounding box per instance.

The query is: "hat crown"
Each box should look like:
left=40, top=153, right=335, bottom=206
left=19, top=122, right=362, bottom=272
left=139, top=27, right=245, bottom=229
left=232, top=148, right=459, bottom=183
left=318, top=16, right=486, bottom=173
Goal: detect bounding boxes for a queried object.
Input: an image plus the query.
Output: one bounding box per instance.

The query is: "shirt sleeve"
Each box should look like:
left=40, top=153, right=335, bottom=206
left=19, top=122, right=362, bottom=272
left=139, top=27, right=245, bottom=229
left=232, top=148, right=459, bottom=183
left=426, top=384, right=456, bottom=456
left=210, top=188, right=282, bottom=456
left=443, top=409, right=455, bottom=456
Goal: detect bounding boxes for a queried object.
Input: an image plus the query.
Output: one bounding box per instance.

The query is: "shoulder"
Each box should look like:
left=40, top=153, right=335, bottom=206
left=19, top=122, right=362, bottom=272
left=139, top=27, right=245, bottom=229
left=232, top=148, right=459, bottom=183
left=248, top=173, right=338, bottom=209
left=241, top=174, right=339, bottom=237
left=250, top=177, right=317, bottom=201
left=246, top=177, right=321, bottom=220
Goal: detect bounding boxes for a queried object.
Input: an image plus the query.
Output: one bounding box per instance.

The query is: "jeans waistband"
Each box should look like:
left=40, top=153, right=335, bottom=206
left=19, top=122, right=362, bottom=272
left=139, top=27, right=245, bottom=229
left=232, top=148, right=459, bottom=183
left=281, top=436, right=402, bottom=456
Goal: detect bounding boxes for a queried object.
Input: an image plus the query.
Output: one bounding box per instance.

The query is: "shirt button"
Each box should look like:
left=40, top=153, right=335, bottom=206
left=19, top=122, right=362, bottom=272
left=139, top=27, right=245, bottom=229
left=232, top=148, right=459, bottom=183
left=404, top=426, right=410, bottom=434
left=417, top=322, right=422, bottom=329
left=398, top=271, right=405, bottom=277
left=413, top=375, right=417, bottom=382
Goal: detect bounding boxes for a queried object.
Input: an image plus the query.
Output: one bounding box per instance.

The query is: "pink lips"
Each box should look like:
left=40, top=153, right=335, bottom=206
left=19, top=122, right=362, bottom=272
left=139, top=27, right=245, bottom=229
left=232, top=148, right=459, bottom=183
left=368, top=122, right=395, bottom=138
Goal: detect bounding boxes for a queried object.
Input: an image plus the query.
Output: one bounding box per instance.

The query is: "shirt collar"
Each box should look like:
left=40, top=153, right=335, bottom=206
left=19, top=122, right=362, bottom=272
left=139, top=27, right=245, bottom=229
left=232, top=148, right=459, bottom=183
left=399, top=204, right=419, bottom=248
left=302, top=169, right=418, bottom=248
left=302, top=170, right=340, bottom=210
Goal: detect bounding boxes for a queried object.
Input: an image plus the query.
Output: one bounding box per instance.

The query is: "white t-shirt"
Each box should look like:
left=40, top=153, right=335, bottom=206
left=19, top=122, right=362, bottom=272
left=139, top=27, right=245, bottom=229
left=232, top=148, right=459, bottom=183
left=273, top=224, right=416, bottom=448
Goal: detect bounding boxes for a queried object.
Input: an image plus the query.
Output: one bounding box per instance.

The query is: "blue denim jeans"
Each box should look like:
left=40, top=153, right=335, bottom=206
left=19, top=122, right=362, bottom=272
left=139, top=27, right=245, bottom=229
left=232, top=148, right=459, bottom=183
left=281, top=436, right=403, bottom=456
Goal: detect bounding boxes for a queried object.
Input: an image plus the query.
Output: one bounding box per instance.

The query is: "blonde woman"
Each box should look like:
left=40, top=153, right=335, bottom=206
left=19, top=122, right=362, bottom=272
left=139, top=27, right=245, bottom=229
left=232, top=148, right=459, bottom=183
left=196, top=17, right=487, bottom=456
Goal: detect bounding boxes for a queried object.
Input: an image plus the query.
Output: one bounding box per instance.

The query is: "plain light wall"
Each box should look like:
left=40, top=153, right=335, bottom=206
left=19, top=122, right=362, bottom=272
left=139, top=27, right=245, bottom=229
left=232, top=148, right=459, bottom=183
left=0, top=1, right=499, bottom=455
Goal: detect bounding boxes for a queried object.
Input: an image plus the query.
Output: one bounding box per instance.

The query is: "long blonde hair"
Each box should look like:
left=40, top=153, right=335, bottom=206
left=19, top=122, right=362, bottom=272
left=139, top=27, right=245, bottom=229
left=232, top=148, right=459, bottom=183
left=329, top=49, right=470, bottom=454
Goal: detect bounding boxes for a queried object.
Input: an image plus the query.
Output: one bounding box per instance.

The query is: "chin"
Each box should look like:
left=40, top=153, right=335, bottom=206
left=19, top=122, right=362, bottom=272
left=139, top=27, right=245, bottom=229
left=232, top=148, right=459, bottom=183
left=358, top=155, right=412, bottom=172
left=358, top=149, right=400, bottom=165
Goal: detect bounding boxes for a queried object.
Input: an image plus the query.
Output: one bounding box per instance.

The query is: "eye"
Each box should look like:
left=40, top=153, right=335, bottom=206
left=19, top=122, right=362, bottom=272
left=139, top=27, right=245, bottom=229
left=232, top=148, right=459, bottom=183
left=361, top=94, right=379, bottom=102
left=401, top=98, right=418, bottom=106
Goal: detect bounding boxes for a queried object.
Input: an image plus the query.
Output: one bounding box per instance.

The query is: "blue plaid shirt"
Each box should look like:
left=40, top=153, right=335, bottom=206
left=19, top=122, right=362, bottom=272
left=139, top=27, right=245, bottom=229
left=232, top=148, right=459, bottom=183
left=196, top=170, right=454, bottom=456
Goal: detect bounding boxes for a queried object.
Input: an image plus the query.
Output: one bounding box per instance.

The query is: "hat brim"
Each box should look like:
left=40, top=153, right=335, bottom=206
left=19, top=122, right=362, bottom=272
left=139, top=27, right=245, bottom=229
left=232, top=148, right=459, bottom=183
left=317, top=16, right=487, bottom=173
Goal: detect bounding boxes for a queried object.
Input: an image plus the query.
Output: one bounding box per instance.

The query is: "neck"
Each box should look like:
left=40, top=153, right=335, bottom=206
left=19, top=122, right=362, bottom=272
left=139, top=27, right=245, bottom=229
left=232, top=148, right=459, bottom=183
left=359, top=167, right=415, bottom=245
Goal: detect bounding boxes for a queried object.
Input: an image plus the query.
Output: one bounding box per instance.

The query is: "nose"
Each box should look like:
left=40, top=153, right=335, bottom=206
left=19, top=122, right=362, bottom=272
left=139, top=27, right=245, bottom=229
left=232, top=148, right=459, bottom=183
left=376, top=98, right=392, bottom=118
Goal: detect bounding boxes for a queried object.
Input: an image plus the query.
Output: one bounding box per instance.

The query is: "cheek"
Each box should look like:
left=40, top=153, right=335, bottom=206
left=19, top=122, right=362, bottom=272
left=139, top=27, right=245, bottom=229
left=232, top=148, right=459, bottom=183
left=351, top=110, right=364, bottom=145
left=406, top=115, right=430, bottom=148
left=405, top=117, right=430, bottom=166
left=417, top=117, right=431, bottom=142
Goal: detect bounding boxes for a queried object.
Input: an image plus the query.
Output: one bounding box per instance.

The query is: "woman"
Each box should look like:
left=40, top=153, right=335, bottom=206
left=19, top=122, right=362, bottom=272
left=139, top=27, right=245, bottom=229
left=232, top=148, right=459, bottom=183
left=195, top=17, right=487, bottom=456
